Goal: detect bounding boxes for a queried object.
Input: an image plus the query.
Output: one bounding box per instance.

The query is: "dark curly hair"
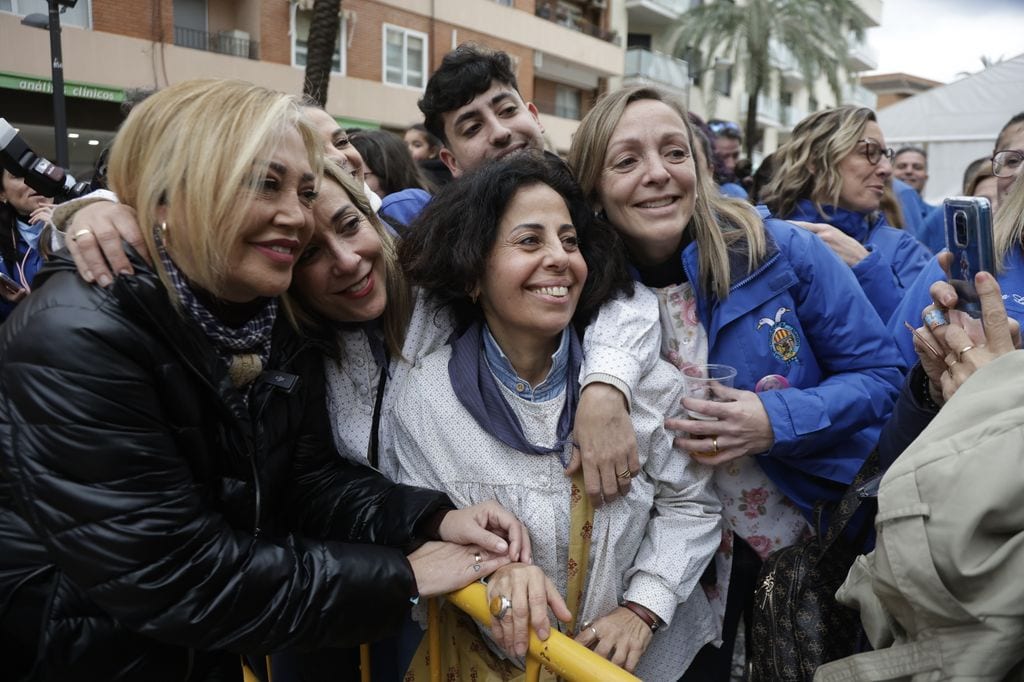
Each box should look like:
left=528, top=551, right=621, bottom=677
left=399, top=153, right=634, bottom=333
left=418, top=44, right=521, bottom=145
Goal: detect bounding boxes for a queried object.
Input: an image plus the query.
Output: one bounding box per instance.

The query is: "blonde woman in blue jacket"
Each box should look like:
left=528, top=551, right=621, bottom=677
left=569, top=86, right=905, bottom=679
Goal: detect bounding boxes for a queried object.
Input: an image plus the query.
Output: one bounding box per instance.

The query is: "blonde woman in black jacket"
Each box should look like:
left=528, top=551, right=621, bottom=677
left=0, top=79, right=527, bottom=682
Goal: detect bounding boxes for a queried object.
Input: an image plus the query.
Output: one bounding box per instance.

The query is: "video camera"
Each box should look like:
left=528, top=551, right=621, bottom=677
left=0, top=117, right=90, bottom=202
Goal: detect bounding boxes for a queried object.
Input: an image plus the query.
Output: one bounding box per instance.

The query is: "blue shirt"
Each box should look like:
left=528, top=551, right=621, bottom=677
left=482, top=325, right=570, bottom=403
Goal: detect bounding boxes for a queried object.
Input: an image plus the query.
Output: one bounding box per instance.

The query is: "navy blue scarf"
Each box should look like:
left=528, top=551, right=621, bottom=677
left=448, top=320, right=581, bottom=458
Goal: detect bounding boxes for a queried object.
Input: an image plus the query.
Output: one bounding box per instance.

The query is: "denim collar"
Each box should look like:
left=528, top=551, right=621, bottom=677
left=482, top=325, right=570, bottom=403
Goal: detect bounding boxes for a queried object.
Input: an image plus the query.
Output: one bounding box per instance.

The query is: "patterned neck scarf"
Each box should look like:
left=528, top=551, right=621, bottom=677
left=155, top=232, right=276, bottom=388
left=448, top=319, right=581, bottom=460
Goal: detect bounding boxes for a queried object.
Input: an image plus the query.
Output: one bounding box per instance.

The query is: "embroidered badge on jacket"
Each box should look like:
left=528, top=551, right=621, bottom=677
left=756, top=307, right=801, bottom=363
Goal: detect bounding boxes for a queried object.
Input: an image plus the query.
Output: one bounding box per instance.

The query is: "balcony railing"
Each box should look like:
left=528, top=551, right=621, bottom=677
left=535, top=2, right=619, bottom=45
left=624, top=48, right=690, bottom=92
left=843, top=82, right=878, bottom=109
left=173, top=25, right=259, bottom=60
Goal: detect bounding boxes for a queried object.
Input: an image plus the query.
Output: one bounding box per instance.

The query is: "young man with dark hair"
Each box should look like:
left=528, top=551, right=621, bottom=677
left=419, top=45, right=546, bottom=177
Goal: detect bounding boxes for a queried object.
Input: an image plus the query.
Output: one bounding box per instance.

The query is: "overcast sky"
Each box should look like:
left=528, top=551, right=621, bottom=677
left=867, top=0, right=1024, bottom=83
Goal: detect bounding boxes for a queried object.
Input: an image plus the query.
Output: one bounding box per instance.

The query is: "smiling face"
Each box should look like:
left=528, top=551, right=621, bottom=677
left=438, top=81, right=545, bottom=177
left=0, top=171, right=52, bottom=215
left=893, top=150, right=928, bottom=192
left=476, top=182, right=587, bottom=358
left=596, top=99, right=697, bottom=266
left=195, top=127, right=316, bottom=303
left=836, top=121, right=892, bottom=214
left=304, top=107, right=366, bottom=185
left=291, top=178, right=387, bottom=323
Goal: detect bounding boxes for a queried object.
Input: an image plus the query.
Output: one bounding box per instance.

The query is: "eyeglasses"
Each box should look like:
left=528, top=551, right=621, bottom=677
left=708, top=120, right=741, bottom=137
left=857, top=139, right=895, bottom=165
left=992, top=150, right=1024, bottom=178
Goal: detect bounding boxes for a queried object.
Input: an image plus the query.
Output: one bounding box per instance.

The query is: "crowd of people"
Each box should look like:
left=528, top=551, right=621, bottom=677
left=0, top=41, right=1022, bottom=682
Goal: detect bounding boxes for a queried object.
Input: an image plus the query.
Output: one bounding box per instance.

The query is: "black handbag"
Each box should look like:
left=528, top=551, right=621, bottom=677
left=748, top=451, right=880, bottom=681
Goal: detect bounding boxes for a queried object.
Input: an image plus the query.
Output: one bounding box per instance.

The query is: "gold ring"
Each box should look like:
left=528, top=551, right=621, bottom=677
left=957, top=345, right=975, bottom=362
left=712, top=437, right=719, bottom=455
left=474, top=552, right=482, bottom=564
left=616, top=468, right=631, bottom=480
left=71, top=228, right=92, bottom=242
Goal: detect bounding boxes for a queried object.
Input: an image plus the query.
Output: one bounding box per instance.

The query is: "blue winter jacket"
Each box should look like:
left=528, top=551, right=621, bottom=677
left=783, top=199, right=931, bottom=323
left=680, top=217, right=905, bottom=518
left=887, top=247, right=1024, bottom=368
left=0, top=220, right=45, bottom=323
left=893, top=178, right=929, bottom=236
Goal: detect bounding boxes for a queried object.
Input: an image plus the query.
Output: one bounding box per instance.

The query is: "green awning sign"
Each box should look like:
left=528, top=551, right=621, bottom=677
left=0, top=73, right=125, bottom=103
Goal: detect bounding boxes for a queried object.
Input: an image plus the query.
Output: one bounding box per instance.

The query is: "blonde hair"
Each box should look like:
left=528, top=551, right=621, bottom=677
left=568, top=85, right=765, bottom=300
left=107, top=79, right=320, bottom=302
left=282, top=161, right=413, bottom=359
left=994, top=172, right=1024, bottom=271
left=763, top=106, right=876, bottom=220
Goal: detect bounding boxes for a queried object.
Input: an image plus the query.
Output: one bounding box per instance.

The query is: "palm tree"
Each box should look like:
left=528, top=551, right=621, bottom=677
left=670, top=0, right=867, bottom=157
left=303, top=0, right=342, bottom=106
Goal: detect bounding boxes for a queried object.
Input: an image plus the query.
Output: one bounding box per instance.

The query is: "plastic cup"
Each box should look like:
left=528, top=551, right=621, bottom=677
left=681, top=364, right=737, bottom=420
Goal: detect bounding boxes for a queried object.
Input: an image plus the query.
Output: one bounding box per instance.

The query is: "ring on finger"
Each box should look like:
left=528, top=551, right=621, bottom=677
left=489, top=594, right=512, bottom=620
left=923, top=308, right=948, bottom=330
left=957, top=345, right=976, bottom=362
left=71, top=228, right=92, bottom=242
left=616, top=468, right=631, bottom=480
left=712, top=436, right=719, bottom=455
left=474, top=552, right=482, bottom=564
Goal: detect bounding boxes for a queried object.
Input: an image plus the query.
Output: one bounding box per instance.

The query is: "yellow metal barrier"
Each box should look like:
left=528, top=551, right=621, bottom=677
left=246, top=583, right=640, bottom=682
left=440, top=582, right=641, bottom=682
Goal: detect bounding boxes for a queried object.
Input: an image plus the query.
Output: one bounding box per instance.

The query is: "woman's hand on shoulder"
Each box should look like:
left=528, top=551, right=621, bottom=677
left=573, top=605, right=654, bottom=674
left=666, top=386, right=774, bottom=466
left=792, top=220, right=869, bottom=266
left=438, top=500, right=532, bottom=563
left=486, top=562, right=571, bottom=658
left=66, top=202, right=147, bottom=286
left=407, top=541, right=510, bottom=598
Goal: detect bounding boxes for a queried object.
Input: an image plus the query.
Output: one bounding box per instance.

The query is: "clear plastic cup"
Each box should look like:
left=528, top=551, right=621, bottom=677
left=681, top=363, right=737, bottom=420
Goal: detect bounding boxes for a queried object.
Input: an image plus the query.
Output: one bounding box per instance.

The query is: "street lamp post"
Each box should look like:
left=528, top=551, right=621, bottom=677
left=20, top=0, right=76, bottom=169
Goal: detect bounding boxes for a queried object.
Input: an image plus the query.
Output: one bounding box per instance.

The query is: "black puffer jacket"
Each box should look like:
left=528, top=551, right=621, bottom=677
left=0, top=255, right=452, bottom=681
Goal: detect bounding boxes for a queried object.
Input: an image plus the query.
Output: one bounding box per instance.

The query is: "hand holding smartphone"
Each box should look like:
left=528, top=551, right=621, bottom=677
left=943, top=196, right=994, bottom=318
left=0, top=271, right=25, bottom=296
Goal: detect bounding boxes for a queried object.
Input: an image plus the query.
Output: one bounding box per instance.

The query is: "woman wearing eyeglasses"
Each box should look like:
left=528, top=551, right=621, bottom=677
left=886, top=112, right=1024, bottom=369
left=762, top=106, right=931, bottom=323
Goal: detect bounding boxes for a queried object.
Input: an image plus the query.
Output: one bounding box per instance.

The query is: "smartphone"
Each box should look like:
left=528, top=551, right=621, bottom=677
left=0, top=271, right=24, bottom=295
left=944, top=196, right=994, bottom=318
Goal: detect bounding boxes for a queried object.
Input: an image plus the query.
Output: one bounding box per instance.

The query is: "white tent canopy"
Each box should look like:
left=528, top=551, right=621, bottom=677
left=877, top=52, right=1024, bottom=205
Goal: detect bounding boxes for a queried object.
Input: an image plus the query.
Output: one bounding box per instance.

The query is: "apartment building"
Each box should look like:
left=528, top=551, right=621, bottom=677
left=615, top=0, right=884, bottom=164
left=1, top=0, right=622, bottom=177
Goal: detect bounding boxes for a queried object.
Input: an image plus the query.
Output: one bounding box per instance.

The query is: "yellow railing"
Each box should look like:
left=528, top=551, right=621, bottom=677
left=244, top=582, right=640, bottom=682
left=427, top=582, right=640, bottom=682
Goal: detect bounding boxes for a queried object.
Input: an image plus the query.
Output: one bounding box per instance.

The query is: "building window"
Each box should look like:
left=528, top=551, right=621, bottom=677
left=292, top=5, right=344, bottom=74
left=714, top=64, right=733, bottom=96
left=383, top=25, right=427, bottom=89
left=554, top=85, right=581, bottom=120
left=2, top=0, right=90, bottom=28
left=493, top=0, right=513, bottom=5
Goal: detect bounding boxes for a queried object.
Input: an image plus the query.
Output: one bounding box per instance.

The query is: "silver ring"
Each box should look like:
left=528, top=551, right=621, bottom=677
left=490, top=594, right=512, bottom=620
left=71, top=228, right=92, bottom=242
left=590, top=625, right=598, bottom=638
left=472, top=563, right=481, bottom=573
